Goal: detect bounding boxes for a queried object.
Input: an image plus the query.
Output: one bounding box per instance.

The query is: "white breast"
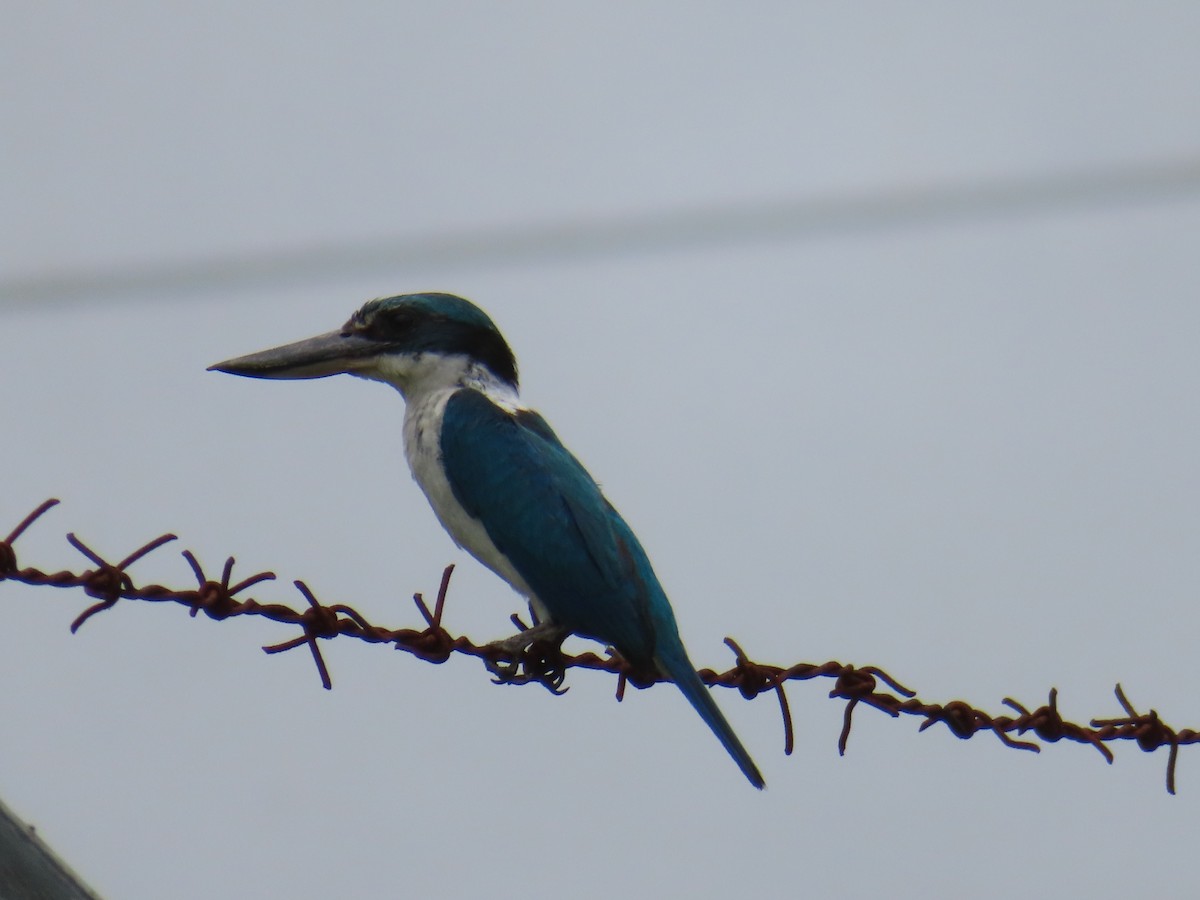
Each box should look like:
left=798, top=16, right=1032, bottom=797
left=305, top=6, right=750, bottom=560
left=402, top=386, right=538, bottom=605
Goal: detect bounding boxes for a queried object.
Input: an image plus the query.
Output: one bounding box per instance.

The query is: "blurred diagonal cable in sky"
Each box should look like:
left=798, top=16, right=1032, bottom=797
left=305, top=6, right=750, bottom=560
left=4, top=156, right=1200, bottom=308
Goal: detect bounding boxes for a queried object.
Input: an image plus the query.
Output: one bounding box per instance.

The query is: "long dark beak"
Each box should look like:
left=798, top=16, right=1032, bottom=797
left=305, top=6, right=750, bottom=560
left=208, top=330, right=386, bottom=380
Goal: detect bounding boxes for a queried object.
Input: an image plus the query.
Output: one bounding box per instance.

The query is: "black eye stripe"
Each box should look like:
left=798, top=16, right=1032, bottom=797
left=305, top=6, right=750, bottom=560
left=341, top=298, right=519, bottom=388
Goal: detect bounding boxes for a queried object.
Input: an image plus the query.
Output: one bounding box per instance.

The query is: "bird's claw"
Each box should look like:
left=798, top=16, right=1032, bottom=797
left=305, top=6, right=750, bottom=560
left=484, top=654, right=522, bottom=683
left=483, top=623, right=570, bottom=694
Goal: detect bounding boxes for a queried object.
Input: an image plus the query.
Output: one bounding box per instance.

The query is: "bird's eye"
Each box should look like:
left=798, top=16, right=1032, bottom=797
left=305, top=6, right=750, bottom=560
left=370, top=308, right=416, bottom=339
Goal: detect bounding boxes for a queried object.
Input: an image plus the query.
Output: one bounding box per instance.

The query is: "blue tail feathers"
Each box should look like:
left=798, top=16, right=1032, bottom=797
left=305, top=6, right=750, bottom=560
left=656, top=642, right=765, bottom=789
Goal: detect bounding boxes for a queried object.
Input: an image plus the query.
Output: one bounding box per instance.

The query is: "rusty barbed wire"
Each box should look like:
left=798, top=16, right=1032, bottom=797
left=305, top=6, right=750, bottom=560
left=2, top=499, right=1195, bottom=793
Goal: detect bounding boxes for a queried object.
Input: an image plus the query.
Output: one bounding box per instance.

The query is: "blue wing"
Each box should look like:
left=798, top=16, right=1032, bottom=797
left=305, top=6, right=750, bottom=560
left=440, top=388, right=656, bottom=659
left=440, top=388, right=764, bottom=788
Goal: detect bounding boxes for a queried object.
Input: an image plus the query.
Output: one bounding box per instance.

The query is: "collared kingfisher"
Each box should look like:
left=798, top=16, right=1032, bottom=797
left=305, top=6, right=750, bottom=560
left=210, top=292, right=764, bottom=789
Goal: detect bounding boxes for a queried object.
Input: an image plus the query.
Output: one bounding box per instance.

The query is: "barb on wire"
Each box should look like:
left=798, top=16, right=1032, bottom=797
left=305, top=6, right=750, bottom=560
left=2, top=499, right=1196, bottom=793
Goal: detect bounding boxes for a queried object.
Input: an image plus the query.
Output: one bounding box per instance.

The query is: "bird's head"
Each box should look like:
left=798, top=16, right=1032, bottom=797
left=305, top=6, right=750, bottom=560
left=208, top=292, right=518, bottom=395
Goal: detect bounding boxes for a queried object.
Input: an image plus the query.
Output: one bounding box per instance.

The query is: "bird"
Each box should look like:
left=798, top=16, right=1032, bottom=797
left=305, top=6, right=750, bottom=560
left=209, top=292, right=764, bottom=789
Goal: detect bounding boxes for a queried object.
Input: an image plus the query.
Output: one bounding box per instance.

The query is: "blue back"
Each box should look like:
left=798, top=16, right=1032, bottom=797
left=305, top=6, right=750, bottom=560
left=440, top=388, right=675, bottom=662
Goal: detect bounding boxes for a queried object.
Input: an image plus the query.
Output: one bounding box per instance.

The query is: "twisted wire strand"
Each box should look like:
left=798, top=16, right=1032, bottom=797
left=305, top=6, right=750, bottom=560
left=2, top=499, right=1193, bottom=793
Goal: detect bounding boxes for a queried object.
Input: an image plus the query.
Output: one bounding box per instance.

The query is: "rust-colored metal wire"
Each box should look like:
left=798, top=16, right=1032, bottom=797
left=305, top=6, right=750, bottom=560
left=2, top=499, right=1195, bottom=793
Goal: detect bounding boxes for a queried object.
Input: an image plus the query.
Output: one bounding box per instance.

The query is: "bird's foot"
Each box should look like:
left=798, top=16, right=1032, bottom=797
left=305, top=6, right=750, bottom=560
left=484, top=622, right=571, bottom=694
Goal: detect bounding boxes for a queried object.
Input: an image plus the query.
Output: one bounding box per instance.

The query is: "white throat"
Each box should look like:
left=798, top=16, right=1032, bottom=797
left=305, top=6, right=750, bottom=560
left=363, top=351, right=520, bottom=411
left=376, top=351, right=538, bottom=610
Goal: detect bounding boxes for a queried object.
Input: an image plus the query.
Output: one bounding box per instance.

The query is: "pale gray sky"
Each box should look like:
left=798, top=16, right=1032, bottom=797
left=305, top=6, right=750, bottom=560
left=4, top=5, right=1199, bottom=898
